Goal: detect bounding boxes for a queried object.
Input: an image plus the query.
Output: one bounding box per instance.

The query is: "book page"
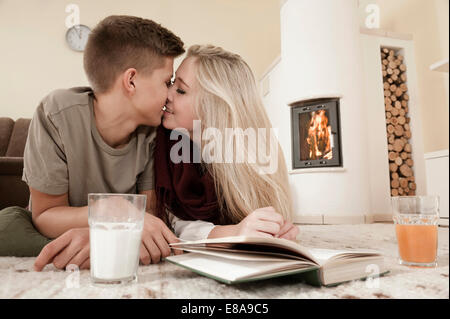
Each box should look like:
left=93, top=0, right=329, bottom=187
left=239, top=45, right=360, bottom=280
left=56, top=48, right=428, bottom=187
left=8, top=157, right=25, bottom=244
left=177, top=245, right=312, bottom=261
left=170, top=236, right=381, bottom=268
left=307, top=248, right=348, bottom=263
left=307, top=248, right=382, bottom=266
left=170, top=236, right=319, bottom=264
left=166, top=252, right=315, bottom=282
left=180, top=247, right=317, bottom=264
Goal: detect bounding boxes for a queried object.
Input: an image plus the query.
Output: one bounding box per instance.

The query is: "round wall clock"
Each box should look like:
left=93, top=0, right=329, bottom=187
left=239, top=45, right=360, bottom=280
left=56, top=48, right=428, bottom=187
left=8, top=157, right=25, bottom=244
left=65, top=24, right=91, bottom=52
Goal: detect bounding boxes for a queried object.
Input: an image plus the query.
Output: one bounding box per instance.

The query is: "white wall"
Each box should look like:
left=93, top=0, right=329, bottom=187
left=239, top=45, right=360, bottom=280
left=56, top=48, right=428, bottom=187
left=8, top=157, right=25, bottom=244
left=0, top=0, right=281, bottom=120
left=425, top=150, right=449, bottom=226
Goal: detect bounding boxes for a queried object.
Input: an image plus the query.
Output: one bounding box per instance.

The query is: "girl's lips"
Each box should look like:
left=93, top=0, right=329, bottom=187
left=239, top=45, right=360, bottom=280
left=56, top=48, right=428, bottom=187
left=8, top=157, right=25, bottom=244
left=162, top=105, right=174, bottom=114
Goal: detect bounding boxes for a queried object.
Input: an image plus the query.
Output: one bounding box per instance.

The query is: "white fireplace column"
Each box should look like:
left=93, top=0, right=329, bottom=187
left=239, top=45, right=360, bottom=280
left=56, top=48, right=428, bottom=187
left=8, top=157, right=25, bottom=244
left=279, top=0, right=371, bottom=223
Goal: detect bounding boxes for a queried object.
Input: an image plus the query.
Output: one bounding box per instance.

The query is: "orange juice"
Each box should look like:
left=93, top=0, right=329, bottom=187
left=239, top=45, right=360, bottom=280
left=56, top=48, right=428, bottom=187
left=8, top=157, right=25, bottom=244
left=395, top=224, right=438, bottom=264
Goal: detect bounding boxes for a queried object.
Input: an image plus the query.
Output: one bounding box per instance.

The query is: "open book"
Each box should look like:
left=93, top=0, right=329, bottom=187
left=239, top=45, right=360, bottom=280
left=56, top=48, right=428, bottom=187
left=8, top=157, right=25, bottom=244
left=165, top=236, right=388, bottom=287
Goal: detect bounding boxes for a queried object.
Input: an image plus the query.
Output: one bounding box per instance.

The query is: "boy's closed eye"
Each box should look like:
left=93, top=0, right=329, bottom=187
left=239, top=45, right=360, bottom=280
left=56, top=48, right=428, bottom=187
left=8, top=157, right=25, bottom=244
left=165, top=79, right=174, bottom=88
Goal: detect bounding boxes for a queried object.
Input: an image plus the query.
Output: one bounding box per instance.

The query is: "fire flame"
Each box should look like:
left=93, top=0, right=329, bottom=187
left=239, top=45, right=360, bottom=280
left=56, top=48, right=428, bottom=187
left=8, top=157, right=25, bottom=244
left=306, top=110, right=332, bottom=160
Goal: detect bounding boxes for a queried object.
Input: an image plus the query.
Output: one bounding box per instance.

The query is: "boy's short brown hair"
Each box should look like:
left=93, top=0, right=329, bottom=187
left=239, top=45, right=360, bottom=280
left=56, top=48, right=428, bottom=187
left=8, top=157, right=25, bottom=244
left=83, top=15, right=185, bottom=93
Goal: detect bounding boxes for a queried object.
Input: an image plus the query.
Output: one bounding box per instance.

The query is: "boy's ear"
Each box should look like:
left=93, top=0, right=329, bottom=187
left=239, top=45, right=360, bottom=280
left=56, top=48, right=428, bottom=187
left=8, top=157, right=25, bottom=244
left=122, top=68, right=137, bottom=94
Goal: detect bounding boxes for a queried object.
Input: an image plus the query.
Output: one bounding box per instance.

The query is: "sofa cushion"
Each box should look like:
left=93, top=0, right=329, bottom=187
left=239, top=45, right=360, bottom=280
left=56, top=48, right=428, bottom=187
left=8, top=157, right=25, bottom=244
left=5, top=118, right=31, bottom=157
left=0, top=159, right=30, bottom=209
left=0, top=118, right=14, bottom=156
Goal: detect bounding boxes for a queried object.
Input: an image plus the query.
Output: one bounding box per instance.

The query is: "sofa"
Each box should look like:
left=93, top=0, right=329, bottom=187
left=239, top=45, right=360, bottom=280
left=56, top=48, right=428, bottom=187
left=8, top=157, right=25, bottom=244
left=0, top=118, right=31, bottom=210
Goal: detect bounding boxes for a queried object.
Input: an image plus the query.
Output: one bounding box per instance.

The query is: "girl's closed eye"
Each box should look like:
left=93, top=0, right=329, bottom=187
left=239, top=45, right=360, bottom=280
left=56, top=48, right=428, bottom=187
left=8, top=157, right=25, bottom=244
left=173, top=78, right=186, bottom=95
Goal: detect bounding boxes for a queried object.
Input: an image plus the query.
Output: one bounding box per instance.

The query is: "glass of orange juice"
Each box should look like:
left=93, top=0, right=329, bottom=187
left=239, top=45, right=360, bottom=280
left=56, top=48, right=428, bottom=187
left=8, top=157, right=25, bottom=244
left=392, top=195, right=440, bottom=268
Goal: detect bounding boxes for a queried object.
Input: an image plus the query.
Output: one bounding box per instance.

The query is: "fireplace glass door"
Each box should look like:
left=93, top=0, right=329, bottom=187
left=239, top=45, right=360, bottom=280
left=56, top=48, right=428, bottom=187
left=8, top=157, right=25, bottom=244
left=291, top=98, right=342, bottom=169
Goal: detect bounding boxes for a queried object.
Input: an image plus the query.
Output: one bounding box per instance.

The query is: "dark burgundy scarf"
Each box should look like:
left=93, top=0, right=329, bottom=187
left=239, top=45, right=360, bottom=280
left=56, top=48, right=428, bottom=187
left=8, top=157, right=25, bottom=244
left=154, top=125, right=229, bottom=225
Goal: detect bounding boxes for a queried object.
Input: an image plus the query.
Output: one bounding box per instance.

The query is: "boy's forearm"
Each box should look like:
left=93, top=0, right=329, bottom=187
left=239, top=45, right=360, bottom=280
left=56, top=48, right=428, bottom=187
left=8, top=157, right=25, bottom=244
left=33, top=206, right=89, bottom=239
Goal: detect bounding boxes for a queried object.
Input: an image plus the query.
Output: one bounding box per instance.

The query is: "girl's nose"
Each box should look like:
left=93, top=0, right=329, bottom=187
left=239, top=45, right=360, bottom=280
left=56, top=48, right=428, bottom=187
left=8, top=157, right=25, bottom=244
left=167, top=85, right=174, bottom=103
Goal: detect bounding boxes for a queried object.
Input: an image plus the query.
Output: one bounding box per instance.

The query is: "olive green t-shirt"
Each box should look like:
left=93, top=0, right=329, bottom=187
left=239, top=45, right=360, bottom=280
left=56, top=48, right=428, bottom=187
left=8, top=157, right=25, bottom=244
left=22, top=87, right=156, bottom=208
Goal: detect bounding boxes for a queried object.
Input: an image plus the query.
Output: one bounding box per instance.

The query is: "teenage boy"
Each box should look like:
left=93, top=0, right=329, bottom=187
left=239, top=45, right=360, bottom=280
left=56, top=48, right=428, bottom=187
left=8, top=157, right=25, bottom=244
left=0, top=15, right=185, bottom=270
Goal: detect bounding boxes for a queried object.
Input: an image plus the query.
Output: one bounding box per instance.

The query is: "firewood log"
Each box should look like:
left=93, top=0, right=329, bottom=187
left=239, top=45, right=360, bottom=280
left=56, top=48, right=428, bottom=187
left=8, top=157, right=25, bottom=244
left=401, top=73, right=407, bottom=82
left=404, top=143, right=412, bottom=153
left=391, top=179, right=400, bottom=188
left=393, top=139, right=405, bottom=152
left=399, top=178, right=408, bottom=188
left=394, top=125, right=404, bottom=137
left=387, top=125, right=395, bottom=135
left=395, top=157, right=403, bottom=166
left=390, top=163, right=398, bottom=172
left=388, top=151, right=398, bottom=161
left=400, top=83, right=408, bottom=92
left=400, top=164, right=413, bottom=177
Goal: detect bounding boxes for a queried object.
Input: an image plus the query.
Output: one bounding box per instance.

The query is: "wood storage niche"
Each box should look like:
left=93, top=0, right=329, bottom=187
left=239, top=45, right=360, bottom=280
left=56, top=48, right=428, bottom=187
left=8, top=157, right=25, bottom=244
left=381, top=47, right=416, bottom=197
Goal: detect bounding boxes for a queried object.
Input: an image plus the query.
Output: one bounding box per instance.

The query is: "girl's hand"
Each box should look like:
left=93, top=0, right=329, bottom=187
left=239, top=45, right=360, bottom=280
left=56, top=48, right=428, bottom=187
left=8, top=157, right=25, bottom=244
left=275, top=221, right=300, bottom=241
left=235, top=207, right=284, bottom=238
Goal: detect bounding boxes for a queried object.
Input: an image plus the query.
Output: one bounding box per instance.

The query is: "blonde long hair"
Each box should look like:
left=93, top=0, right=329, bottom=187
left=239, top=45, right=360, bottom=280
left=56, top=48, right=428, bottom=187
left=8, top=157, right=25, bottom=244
left=187, top=45, right=293, bottom=224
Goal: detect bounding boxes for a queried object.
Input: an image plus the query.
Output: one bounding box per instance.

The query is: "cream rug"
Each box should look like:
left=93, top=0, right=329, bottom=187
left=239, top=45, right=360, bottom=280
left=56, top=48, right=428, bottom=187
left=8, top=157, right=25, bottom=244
left=0, top=223, right=448, bottom=299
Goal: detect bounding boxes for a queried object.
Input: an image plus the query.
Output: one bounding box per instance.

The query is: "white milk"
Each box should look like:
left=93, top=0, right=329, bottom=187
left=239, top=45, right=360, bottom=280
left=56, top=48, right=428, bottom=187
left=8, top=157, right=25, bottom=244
left=90, top=222, right=143, bottom=280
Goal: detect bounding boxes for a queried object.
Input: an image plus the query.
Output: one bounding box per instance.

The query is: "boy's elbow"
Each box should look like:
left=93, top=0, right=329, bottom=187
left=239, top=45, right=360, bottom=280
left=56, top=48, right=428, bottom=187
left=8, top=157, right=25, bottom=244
left=31, top=211, right=56, bottom=239
left=29, top=187, right=70, bottom=239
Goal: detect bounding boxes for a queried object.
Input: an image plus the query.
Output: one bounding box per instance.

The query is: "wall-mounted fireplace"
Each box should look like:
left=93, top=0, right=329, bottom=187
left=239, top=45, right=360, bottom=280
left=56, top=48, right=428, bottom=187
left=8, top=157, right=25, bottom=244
left=291, top=98, right=343, bottom=169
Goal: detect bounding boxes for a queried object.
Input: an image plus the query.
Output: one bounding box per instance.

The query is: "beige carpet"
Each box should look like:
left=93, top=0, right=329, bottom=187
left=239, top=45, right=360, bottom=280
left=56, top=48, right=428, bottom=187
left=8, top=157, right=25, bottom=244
left=0, top=223, right=448, bottom=299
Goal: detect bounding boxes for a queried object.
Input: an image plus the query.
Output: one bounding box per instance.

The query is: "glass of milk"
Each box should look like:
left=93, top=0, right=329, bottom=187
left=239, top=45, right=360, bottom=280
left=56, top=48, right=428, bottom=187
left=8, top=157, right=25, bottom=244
left=88, top=193, right=146, bottom=286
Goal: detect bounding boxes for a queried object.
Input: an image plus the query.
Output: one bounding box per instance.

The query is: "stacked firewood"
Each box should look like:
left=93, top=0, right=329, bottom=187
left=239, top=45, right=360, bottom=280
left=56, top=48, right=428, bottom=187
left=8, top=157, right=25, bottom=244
left=381, top=48, right=416, bottom=196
